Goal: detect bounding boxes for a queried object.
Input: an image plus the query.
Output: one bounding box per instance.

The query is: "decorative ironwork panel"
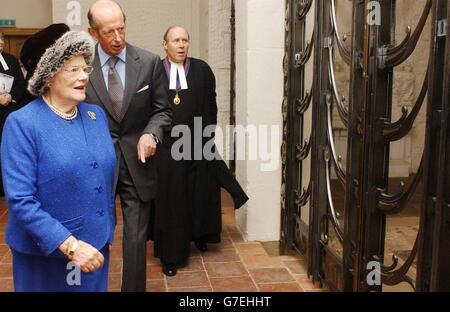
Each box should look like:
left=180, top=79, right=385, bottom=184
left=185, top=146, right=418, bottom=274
left=282, top=0, right=450, bottom=291
left=417, top=0, right=450, bottom=292
left=282, top=0, right=315, bottom=260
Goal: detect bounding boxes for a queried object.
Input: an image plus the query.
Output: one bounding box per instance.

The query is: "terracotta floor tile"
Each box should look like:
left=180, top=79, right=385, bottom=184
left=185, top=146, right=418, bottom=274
left=0, top=194, right=330, bottom=293
left=168, top=286, right=213, bottom=292
left=178, top=257, right=204, bottom=272
left=294, top=274, right=324, bottom=290
left=222, top=211, right=235, bottom=225
left=146, top=242, right=155, bottom=257
left=250, top=268, right=295, bottom=284
left=147, top=258, right=162, bottom=266
left=109, top=245, right=123, bottom=260
left=221, top=192, right=234, bottom=208
left=308, top=288, right=331, bottom=292
left=113, top=233, right=123, bottom=241
left=210, top=276, right=257, bottom=292
left=277, top=254, right=303, bottom=261
left=0, top=278, right=13, bottom=292
left=0, top=245, right=9, bottom=258
left=235, top=242, right=267, bottom=255
left=0, top=263, right=13, bottom=278
left=223, top=224, right=240, bottom=234
left=147, top=264, right=165, bottom=280
left=229, top=232, right=244, bottom=243
left=166, top=271, right=210, bottom=289
left=205, top=261, right=248, bottom=278
left=258, top=282, right=304, bottom=292
left=108, top=259, right=122, bottom=274
left=283, top=260, right=308, bottom=274
left=207, top=237, right=235, bottom=251
left=107, top=273, right=122, bottom=290
left=146, top=279, right=166, bottom=292
left=202, top=250, right=240, bottom=263
left=240, top=254, right=284, bottom=269
left=219, top=231, right=231, bottom=241
left=0, top=250, right=11, bottom=264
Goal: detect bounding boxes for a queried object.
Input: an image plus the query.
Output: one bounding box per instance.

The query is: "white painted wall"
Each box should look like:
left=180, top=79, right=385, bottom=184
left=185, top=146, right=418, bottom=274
left=52, top=0, right=208, bottom=59
left=235, top=0, right=284, bottom=241
left=208, top=0, right=231, bottom=162
left=0, top=0, right=52, bottom=28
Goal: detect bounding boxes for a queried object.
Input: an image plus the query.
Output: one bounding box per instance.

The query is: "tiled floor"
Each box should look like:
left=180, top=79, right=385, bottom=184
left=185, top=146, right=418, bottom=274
left=0, top=192, right=327, bottom=292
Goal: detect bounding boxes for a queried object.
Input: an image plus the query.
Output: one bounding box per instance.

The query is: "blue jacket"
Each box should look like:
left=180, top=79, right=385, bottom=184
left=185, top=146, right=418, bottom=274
left=1, top=98, right=116, bottom=257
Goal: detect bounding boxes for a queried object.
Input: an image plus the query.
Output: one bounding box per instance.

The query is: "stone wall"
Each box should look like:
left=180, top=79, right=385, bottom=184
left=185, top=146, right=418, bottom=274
left=235, top=0, right=285, bottom=241
left=208, top=0, right=232, bottom=160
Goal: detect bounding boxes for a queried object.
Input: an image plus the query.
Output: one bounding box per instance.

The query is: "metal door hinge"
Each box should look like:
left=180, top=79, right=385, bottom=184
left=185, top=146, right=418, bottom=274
left=437, top=19, right=447, bottom=37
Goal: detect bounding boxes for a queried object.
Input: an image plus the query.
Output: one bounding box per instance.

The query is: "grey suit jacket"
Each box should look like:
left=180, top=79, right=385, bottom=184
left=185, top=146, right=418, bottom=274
left=86, top=43, right=172, bottom=202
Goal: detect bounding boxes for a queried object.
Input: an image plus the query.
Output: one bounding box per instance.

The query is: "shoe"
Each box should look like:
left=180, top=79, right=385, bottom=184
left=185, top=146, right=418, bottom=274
left=162, top=263, right=177, bottom=277
left=195, top=241, right=208, bottom=252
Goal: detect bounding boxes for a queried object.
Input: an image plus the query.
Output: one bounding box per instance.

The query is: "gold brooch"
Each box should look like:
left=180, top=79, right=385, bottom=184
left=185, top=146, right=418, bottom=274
left=88, top=111, right=97, bottom=120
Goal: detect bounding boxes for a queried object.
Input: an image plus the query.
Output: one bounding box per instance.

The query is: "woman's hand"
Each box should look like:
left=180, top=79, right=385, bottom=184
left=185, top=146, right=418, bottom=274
left=59, top=236, right=104, bottom=273
left=71, top=240, right=105, bottom=273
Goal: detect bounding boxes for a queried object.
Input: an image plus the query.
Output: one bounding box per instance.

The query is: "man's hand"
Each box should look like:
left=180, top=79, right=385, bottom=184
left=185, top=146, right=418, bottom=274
left=0, top=93, right=12, bottom=106
left=137, top=133, right=157, bottom=163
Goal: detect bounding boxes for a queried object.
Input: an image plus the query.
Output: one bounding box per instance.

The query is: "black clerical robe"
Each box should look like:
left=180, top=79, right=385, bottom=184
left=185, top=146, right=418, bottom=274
left=149, top=58, right=248, bottom=266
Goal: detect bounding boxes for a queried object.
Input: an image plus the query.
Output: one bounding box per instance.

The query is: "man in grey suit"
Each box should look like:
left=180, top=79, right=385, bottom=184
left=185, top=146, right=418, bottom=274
left=86, top=0, right=172, bottom=292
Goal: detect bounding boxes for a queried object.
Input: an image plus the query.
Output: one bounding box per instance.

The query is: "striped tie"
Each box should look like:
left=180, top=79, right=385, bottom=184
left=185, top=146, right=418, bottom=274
left=108, top=56, right=124, bottom=120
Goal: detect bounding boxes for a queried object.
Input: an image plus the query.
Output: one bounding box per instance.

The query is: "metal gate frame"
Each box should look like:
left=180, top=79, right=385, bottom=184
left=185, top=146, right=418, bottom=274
left=282, top=0, right=450, bottom=291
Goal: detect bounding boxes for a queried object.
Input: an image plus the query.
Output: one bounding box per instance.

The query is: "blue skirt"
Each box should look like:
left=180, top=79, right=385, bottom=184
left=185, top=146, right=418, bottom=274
left=12, top=245, right=110, bottom=292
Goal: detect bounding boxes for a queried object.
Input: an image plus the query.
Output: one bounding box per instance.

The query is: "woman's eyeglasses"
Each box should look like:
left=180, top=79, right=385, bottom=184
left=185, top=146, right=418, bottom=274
left=61, top=66, right=94, bottom=76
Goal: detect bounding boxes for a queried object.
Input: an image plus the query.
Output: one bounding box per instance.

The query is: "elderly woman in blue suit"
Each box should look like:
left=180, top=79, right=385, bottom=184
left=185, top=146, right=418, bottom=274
left=0, top=25, right=116, bottom=292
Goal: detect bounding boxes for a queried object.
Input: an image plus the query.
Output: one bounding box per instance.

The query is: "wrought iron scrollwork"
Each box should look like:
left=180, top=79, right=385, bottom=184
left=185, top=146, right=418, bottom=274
left=298, top=0, right=313, bottom=20
left=326, top=93, right=346, bottom=185
left=388, top=26, right=412, bottom=55
left=383, top=68, right=428, bottom=142
left=377, top=157, right=424, bottom=214
left=329, top=0, right=351, bottom=65
left=282, top=0, right=315, bottom=259
left=323, top=148, right=344, bottom=243
left=296, top=86, right=313, bottom=114
left=374, top=232, right=419, bottom=290
left=294, top=32, right=315, bottom=68
left=295, top=181, right=311, bottom=209
left=327, top=44, right=349, bottom=128
left=380, top=0, right=432, bottom=68
left=296, top=137, right=311, bottom=161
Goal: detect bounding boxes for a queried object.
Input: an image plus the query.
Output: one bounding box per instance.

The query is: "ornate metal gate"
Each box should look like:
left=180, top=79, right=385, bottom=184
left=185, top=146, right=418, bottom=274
left=281, top=0, right=450, bottom=291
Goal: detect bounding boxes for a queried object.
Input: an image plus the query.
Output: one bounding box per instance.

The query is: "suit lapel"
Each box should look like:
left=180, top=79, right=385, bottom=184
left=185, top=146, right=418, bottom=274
left=122, top=44, right=141, bottom=119
left=89, top=46, right=118, bottom=122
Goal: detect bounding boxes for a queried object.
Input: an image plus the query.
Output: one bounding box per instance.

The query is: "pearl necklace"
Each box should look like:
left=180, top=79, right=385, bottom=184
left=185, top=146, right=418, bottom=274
left=42, top=96, right=78, bottom=121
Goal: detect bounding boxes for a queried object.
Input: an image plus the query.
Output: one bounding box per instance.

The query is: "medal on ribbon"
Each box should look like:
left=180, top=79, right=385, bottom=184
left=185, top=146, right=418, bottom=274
left=174, top=93, right=181, bottom=105
left=163, top=57, right=190, bottom=106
